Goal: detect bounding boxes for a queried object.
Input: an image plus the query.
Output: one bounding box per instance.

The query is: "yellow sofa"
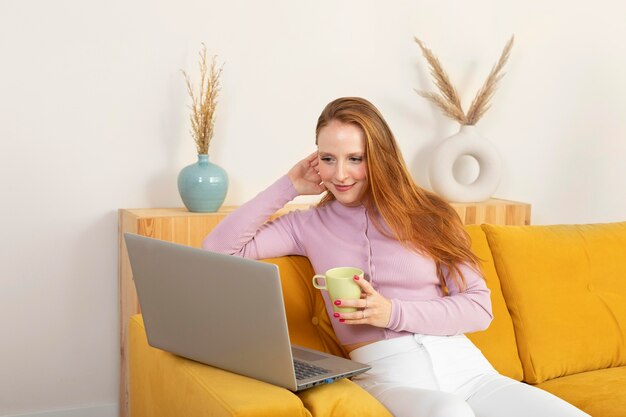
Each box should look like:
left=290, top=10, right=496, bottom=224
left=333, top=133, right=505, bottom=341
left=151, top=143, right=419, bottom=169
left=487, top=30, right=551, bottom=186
left=129, top=222, right=626, bottom=416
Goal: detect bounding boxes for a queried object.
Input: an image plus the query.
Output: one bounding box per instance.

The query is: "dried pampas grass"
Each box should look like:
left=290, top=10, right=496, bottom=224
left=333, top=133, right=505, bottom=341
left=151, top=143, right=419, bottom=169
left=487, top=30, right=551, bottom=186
left=414, top=37, right=467, bottom=125
left=414, top=36, right=514, bottom=126
left=182, top=44, right=223, bottom=155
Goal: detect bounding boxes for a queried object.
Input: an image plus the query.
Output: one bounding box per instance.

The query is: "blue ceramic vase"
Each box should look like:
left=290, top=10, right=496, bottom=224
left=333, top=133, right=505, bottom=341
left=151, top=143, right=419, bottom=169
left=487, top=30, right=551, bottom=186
left=177, top=154, right=228, bottom=212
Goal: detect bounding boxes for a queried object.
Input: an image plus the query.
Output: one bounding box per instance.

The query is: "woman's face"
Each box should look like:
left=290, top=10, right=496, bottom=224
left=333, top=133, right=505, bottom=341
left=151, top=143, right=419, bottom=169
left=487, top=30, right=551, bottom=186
left=317, top=120, right=368, bottom=207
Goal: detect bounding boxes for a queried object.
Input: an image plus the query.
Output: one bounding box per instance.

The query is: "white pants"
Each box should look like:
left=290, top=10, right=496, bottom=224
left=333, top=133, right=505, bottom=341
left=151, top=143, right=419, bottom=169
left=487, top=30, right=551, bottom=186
left=349, top=334, right=590, bottom=417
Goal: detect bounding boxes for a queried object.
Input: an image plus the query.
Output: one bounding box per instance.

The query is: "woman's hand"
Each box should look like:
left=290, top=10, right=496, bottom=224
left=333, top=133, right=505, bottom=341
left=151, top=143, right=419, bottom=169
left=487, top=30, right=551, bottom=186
left=334, top=275, right=392, bottom=328
left=287, top=152, right=327, bottom=195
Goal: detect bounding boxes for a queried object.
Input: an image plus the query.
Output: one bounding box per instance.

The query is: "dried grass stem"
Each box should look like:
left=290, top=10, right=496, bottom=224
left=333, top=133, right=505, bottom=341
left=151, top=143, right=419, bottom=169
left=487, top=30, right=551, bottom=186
left=182, top=44, right=223, bottom=154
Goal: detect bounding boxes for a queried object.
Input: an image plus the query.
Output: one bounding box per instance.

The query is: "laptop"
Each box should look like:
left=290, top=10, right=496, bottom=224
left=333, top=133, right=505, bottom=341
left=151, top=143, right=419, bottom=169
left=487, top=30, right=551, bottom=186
left=124, top=233, right=370, bottom=391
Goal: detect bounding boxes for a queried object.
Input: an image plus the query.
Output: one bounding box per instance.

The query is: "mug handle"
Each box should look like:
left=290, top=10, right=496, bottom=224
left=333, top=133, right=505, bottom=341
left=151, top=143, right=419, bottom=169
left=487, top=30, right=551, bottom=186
left=312, top=275, right=327, bottom=290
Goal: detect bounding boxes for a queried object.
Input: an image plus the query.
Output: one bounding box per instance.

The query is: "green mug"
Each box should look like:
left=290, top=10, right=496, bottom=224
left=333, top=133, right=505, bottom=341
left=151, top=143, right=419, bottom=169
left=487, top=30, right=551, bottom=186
left=312, top=267, right=364, bottom=313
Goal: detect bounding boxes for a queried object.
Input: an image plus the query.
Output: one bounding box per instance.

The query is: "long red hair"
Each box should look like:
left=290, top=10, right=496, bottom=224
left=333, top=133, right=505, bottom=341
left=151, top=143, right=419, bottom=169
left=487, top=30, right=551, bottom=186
left=315, top=97, right=481, bottom=292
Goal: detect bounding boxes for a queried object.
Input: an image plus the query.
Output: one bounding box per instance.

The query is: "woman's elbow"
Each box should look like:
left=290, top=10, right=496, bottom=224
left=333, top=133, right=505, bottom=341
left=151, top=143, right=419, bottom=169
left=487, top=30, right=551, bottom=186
left=202, top=234, right=246, bottom=257
left=475, top=302, right=494, bottom=331
left=477, top=312, right=493, bottom=331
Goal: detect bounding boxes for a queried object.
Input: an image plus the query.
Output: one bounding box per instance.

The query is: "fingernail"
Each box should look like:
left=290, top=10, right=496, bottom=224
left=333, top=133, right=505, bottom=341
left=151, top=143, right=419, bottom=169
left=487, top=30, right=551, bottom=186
left=339, top=319, right=345, bottom=323
left=333, top=313, right=340, bottom=318
left=334, top=300, right=341, bottom=306
left=354, top=275, right=360, bottom=280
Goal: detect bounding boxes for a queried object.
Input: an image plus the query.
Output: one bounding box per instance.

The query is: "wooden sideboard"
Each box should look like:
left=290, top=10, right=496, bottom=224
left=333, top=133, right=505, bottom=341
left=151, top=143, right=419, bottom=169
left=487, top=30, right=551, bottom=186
left=117, top=199, right=530, bottom=417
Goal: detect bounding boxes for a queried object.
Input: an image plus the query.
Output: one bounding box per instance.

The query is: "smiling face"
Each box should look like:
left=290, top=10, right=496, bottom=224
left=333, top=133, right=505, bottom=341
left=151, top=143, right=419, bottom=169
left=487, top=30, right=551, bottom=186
left=317, top=120, right=369, bottom=207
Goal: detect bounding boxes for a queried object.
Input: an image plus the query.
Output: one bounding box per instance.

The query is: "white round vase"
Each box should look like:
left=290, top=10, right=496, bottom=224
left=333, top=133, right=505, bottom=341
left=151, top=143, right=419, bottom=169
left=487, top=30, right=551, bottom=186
left=428, top=125, right=501, bottom=203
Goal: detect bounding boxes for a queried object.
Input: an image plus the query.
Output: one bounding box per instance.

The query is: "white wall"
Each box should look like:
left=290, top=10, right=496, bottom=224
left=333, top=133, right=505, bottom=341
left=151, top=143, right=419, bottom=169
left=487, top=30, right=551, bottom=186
left=1, top=0, right=624, bottom=415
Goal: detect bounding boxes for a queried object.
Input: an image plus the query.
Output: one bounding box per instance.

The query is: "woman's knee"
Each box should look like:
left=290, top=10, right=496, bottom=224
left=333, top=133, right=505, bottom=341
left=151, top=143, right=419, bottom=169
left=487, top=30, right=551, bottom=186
left=377, top=387, right=474, bottom=417
left=427, top=397, right=474, bottom=417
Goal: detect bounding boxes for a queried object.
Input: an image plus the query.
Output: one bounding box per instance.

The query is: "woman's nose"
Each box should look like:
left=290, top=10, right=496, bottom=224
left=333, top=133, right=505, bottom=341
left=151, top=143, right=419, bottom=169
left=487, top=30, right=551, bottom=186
left=335, top=163, right=349, bottom=181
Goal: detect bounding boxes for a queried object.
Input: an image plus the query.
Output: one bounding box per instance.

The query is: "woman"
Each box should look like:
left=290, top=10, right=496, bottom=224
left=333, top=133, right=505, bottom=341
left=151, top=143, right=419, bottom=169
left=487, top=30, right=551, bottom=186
left=202, top=97, right=589, bottom=417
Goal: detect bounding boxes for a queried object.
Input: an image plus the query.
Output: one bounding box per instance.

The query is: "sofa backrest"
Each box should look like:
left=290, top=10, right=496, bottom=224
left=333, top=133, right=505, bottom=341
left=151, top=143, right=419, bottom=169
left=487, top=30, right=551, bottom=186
left=260, top=256, right=347, bottom=358
left=261, top=222, right=626, bottom=385
left=482, top=222, right=626, bottom=384
left=464, top=225, right=524, bottom=381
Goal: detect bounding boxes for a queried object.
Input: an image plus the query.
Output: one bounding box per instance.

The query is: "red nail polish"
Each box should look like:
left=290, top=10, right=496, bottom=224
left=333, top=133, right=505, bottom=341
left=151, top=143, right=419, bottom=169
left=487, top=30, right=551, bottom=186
left=334, top=300, right=341, bottom=306
left=333, top=313, right=340, bottom=318
left=339, top=319, right=345, bottom=323
left=354, top=275, right=360, bottom=280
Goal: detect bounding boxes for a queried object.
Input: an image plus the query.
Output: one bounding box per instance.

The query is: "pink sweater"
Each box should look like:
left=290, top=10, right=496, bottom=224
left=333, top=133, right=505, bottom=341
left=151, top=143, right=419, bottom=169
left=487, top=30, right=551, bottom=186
left=202, top=175, right=493, bottom=346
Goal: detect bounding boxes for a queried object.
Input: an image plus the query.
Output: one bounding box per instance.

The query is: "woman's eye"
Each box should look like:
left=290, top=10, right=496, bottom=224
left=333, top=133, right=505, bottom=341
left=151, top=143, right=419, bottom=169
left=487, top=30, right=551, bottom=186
left=320, top=157, right=334, bottom=163
left=350, top=157, right=363, bottom=163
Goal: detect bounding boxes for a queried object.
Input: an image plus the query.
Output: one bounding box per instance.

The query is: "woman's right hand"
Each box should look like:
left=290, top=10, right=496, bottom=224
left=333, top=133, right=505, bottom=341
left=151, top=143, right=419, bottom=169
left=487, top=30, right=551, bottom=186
left=287, top=152, right=327, bottom=195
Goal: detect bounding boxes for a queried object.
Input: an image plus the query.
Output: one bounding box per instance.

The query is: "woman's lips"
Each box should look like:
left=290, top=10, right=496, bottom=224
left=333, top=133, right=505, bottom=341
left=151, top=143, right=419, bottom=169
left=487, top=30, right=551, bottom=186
left=334, top=183, right=354, bottom=192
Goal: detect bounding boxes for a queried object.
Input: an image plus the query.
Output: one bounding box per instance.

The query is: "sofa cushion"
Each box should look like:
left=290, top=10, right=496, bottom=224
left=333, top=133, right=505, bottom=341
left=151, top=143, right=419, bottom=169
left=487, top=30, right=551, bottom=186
left=535, top=366, right=626, bottom=417
left=464, top=225, right=523, bottom=381
left=261, top=256, right=346, bottom=358
left=483, top=222, right=626, bottom=384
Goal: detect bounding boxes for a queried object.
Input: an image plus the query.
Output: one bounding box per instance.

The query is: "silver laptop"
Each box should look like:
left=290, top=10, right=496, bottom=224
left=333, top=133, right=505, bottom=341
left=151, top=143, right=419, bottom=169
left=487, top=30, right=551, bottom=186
left=124, top=233, right=370, bottom=391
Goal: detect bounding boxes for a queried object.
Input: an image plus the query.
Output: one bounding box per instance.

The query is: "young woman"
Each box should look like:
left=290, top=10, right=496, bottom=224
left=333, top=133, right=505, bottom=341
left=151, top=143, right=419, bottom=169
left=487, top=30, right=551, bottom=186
left=202, top=97, right=589, bottom=417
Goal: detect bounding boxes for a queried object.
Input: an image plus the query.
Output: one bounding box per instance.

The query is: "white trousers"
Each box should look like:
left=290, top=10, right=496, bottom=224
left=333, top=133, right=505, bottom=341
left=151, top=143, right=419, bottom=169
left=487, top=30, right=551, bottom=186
left=349, top=334, right=590, bottom=417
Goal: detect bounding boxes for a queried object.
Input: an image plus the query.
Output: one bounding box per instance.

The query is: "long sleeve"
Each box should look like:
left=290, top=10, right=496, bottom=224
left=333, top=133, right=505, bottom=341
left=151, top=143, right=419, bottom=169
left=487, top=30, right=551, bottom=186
left=202, top=175, right=307, bottom=259
left=386, top=263, right=493, bottom=336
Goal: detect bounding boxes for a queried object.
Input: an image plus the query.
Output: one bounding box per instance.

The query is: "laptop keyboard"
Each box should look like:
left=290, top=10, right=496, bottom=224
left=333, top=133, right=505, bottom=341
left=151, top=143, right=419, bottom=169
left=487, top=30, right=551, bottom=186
left=294, top=359, right=330, bottom=380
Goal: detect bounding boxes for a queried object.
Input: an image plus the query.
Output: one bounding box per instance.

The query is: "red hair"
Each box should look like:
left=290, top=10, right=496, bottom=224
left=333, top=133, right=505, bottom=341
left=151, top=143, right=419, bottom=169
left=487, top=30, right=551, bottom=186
left=315, top=97, right=481, bottom=292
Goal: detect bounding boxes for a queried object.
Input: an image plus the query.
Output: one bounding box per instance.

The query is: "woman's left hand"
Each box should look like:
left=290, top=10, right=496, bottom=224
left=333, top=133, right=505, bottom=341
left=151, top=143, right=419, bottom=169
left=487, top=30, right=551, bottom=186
left=334, top=275, right=392, bottom=328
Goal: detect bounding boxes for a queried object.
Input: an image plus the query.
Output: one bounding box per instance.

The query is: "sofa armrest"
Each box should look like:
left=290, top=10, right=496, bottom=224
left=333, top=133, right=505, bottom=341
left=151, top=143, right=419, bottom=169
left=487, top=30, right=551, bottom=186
left=130, top=315, right=391, bottom=417
left=129, top=315, right=310, bottom=417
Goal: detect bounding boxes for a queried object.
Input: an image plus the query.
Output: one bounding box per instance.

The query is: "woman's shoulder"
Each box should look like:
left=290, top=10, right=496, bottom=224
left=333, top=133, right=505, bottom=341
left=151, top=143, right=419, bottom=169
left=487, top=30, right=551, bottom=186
left=276, top=202, right=319, bottom=225
left=282, top=199, right=345, bottom=224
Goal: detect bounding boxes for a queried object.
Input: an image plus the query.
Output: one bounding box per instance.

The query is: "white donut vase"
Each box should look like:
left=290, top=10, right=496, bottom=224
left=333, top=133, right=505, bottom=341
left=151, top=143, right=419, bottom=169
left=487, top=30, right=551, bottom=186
left=429, top=125, right=501, bottom=203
